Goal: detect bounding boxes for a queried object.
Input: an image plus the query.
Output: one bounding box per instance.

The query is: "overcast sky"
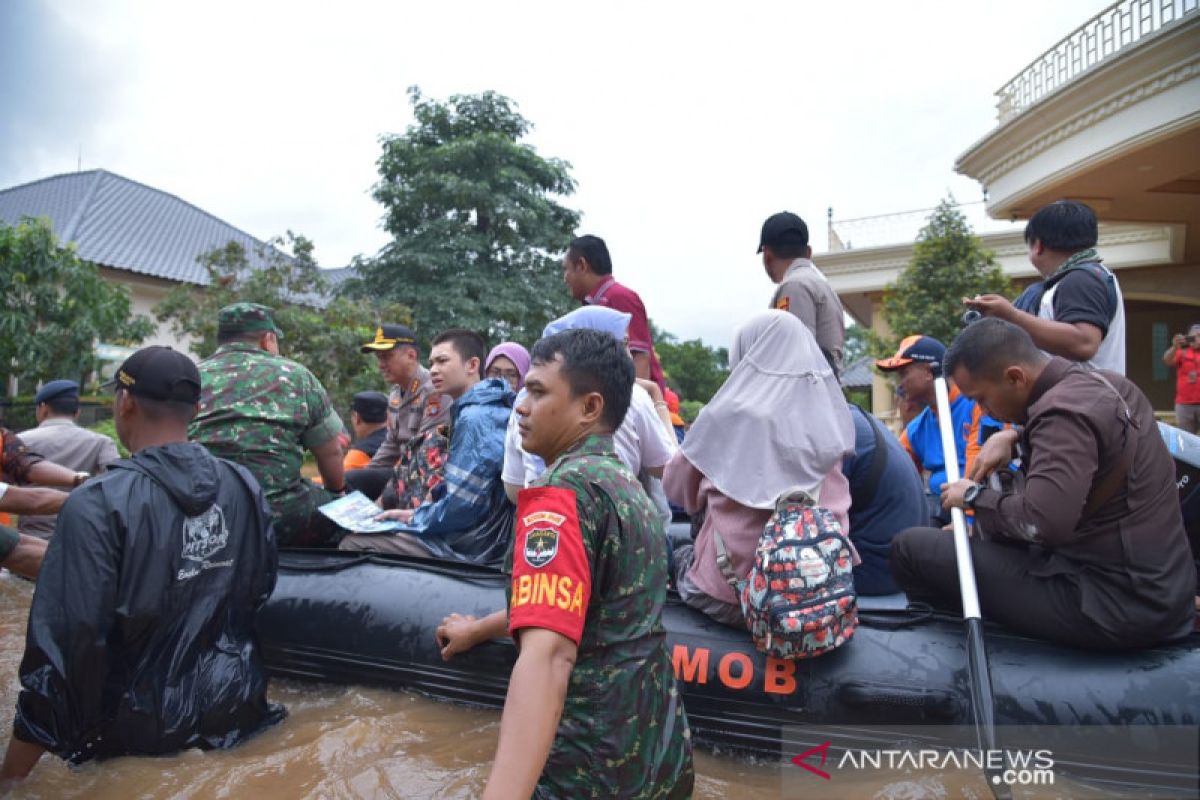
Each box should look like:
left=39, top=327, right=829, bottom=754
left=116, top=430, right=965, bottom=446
left=0, top=0, right=1109, bottom=348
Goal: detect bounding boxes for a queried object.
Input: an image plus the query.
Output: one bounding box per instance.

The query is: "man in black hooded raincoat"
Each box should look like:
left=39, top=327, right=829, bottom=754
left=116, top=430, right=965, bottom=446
left=1, top=347, right=285, bottom=783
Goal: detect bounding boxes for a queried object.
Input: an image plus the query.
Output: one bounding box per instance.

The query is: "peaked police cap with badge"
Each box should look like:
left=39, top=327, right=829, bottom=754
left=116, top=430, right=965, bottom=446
left=361, top=323, right=417, bottom=353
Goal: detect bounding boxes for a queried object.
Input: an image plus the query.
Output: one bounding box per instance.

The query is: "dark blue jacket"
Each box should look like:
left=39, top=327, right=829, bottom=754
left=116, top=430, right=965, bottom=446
left=401, top=378, right=515, bottom=566
left=841, top=405, right=928, bottom=595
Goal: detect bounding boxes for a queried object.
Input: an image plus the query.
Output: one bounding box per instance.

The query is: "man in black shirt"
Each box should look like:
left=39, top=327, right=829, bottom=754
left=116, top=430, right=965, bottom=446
left=343, top=391, right=390, bottom=471
left=963, top=200, right=1125, bottom=374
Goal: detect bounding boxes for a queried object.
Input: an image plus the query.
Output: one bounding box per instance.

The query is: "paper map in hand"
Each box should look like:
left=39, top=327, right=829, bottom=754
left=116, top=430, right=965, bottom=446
left=318, top=491, right=406, bottom=534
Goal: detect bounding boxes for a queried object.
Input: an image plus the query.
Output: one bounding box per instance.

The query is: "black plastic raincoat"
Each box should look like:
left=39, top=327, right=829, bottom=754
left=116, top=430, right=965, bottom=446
left=12, top=442, right=285, bottom=763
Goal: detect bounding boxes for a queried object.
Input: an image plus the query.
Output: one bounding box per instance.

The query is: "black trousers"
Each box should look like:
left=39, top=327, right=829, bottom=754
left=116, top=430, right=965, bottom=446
left=344, top=466, right=393, bottom=501
left=889, top=527, right=1127, bottom=650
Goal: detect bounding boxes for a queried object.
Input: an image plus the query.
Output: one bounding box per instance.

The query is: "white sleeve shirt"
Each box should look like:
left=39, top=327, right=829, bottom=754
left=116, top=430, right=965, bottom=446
left=500, top=384, right=677, bottom=488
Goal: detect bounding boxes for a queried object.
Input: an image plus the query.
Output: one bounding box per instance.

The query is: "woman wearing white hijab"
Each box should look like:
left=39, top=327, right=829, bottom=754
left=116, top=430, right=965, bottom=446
left=664, top=310, right=857, bottom=626
left=499, top=306, right=677, bottom=500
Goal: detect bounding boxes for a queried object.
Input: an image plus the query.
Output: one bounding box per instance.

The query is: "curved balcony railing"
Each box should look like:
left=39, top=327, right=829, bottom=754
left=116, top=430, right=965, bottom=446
left=995, top=0, right=1198, bottom=123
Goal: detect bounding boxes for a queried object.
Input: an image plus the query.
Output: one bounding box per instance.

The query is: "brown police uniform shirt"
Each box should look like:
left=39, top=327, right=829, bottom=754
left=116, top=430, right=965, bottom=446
left=972, top=358, right=1195, bottom=644
left=368, top=365, right=452, bottom=469
left=770, top=258, right=845, bottom=374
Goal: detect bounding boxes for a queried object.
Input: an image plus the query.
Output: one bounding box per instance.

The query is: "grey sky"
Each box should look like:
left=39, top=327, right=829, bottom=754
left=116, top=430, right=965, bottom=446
left=0, top=0, right=1109, bottom=348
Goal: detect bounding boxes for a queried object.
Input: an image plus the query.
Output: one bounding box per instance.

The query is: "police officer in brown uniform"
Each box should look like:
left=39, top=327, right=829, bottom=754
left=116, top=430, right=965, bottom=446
left=345, top=324, right=452, bottom=500
left=758, top=211, right=846, bottom=375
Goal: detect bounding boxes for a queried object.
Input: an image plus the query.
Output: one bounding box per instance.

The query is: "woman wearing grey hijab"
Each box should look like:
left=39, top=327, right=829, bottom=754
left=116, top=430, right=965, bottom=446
left=664, top=310, right=857, bottom=626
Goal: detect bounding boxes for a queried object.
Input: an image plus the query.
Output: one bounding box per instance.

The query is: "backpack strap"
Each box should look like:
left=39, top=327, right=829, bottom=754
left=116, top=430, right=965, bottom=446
left=851, top=405, right=889, bottom=509
left=1044, top=261, right=1119, bottom=323
left=711, top=488, right=822, bottom=591
left=711, top=527, right=741, bottom=589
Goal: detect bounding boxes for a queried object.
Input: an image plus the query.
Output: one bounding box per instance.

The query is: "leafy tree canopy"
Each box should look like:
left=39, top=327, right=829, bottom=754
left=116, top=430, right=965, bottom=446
left=155, top=233, right=409, bottom=416
left=0, top=217, right=153, bottom=391
left=653, top=324, right=730, bottom=405
left=343, top=86, right=580, bottom=349
left=877, top=197, right=1012, bottom=354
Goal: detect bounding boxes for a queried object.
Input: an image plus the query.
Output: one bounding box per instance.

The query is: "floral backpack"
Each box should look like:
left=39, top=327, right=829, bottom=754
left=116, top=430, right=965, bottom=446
left=714, top=490, right=857, bottom=659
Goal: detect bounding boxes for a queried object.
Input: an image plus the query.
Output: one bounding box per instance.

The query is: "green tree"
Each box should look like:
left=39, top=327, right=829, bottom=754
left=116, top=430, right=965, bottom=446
left=655, top=327, right=729, bottom=404
left=844, top=323, right=869, bottom=365
left=877, top=197, right=1012, bottom=354
left=344, top=86, right=580, bottom=347
left=155, top=233, right=410, bottom=415
left=0, top=217, right=153, bottom=391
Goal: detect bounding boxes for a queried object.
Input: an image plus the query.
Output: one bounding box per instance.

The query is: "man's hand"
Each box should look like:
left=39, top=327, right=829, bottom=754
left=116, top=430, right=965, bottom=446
left=963, top=294, right=1016, bottom=322
left=1173, top=334, right=1187, bottom=349
left=435, top=613, right=480, bottom=660
left=1, top=534, right=47, bottom=580
left=941, top=479, right=976, bottom=511
left=969, top=428, right=1020, bottom=482
left=0, top=486, right=69, bottom=516
left=375, top=508, right=414, bottom=523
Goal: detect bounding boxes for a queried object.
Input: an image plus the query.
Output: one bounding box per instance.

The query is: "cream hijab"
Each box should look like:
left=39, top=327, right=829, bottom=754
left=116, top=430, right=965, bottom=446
left=681, top=310, right=855, bottom=509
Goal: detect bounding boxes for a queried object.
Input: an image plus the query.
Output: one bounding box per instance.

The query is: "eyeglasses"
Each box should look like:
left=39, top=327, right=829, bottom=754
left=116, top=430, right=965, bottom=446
left=486, top=368, right=521, bottom=383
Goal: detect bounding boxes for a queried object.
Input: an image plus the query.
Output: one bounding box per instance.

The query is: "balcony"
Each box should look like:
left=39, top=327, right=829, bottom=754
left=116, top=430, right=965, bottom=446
left=956, top=0, right=1200, bottom=242
left=996, top=0, right=1199, bottom=123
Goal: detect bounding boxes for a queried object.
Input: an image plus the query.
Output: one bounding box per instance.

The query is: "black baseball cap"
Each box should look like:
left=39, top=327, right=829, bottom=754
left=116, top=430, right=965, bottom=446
left=351, top=391, right=389, bottom=423
left=758, top=211, right=810, bottom=254
left=103, top=346, right=201, bottom=403
left=361, top=324, right=417, bottom=353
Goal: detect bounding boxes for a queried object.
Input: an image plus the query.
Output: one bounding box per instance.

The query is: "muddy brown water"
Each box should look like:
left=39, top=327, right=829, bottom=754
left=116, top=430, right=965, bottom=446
left=0, top=573, right=1114, bottom=799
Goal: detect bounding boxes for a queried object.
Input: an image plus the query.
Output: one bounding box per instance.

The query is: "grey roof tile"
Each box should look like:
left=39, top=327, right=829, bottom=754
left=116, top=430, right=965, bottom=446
left=840, top=355, right=875, bottom=390
left=0, top=169, right=276, bottom=285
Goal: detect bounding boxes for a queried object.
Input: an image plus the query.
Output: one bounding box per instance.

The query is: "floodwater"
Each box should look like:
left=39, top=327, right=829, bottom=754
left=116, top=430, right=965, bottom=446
left=0, top=573, right=1115, bottom=799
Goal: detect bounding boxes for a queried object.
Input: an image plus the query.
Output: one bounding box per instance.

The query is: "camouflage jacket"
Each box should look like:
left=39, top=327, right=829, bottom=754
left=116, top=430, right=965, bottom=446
left=368, top=366, right=452, bottom=469
left=189, top=343, right=343, bottom=510
left=1, top=428, right=43, bottom=485
left=506, top=434, right=693, bottom=799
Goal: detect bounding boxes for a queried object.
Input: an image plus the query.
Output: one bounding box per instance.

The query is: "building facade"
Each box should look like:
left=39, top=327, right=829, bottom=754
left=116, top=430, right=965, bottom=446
left=821, top=0, right=1200, bottom=416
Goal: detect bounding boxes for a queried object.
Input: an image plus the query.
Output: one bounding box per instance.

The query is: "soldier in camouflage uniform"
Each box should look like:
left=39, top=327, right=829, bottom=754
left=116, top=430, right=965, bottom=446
left=459, top=328, right=692, bottom=799
left=346, top=323, right=452, bottom=501
left=189, top=303, right=346, bottom=546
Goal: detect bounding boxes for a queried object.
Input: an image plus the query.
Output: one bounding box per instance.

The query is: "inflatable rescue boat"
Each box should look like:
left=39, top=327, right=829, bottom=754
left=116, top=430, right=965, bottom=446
left=259, top=423, right=1200, bottom=794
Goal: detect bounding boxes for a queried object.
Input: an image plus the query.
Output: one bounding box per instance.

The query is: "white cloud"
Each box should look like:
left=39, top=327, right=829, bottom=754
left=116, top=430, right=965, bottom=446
left=3, top=0, right=1111, bottom=347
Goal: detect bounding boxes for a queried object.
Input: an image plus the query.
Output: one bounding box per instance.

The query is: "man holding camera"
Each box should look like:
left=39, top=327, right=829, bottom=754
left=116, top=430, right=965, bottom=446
left=1163, top=323, right=1200, bottom=434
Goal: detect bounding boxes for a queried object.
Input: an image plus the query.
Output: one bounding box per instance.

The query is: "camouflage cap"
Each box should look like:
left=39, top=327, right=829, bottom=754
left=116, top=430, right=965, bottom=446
left=218, top=303, right=284, bottom=338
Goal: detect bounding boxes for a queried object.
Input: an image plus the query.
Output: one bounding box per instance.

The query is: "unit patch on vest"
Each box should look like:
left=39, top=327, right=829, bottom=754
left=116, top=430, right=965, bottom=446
left=775, top=295, right=791, bottom=312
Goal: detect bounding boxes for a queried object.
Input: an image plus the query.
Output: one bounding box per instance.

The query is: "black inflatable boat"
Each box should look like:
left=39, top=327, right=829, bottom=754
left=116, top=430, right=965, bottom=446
left=259, top=423, right=1200, bottom=793
left=260, top=549, right=1199, bottom=792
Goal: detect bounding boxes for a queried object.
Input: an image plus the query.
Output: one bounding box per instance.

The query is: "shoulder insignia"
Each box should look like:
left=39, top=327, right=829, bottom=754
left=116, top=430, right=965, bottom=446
left=776, top=296, right=791, bottom=312
left=522, top=510, right=567, bottom=527
left=410, top=378, right=421, bottom=395
left=425, top=398, right=441, bottom=418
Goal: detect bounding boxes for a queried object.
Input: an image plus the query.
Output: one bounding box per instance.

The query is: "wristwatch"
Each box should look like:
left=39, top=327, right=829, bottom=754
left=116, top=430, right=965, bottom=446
left=72, top=471, right=91, bottom=488
left=963, top=482, right=984, bottom=510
